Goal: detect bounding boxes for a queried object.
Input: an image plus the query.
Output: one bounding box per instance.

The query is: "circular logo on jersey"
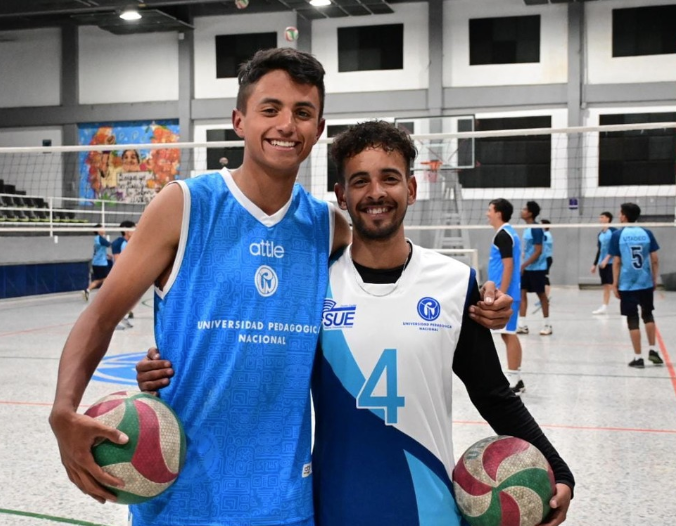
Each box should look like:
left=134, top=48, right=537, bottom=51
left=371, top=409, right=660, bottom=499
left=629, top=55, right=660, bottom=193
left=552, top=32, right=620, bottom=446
left=417, top=297, right=441, bottom=321
left=91, top=352, right=147, bottom=385
left=255, top=265, right=278, bottom=297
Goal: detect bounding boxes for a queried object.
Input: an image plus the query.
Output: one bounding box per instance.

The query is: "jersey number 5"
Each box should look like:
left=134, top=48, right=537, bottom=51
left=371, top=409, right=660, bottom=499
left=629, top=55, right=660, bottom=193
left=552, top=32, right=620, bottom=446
left=630, top=245, right=643, bottom=270
left=357, top=348, right=405, bottom=425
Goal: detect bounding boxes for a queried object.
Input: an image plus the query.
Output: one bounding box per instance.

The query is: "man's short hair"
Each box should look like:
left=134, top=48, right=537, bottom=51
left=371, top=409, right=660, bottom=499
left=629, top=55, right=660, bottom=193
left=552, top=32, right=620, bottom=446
left=621, top=202, right=641, bottom=223
left=526, top=200, right=541, bottom=219
left=489, top=198, right=513, bottom=223
left=330, top=121, right=418, bottom=184
left=119, top=220, right=136, bottom=229
left=237, top=48, right=326, bottom=119
left=600, top=211, right=613, bottom=222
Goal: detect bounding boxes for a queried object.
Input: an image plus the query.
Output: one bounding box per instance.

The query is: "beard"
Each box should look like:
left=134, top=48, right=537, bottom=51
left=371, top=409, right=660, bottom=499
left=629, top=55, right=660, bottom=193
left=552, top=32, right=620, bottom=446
left=351, top=204, right=407, bottom=241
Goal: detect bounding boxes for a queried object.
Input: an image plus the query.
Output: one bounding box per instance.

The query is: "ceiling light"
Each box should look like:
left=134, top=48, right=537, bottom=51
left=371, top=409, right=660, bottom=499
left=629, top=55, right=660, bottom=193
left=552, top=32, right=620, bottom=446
left=310, top=0, right=331, bottom=6
left=119, top=6, right=142, bottom=20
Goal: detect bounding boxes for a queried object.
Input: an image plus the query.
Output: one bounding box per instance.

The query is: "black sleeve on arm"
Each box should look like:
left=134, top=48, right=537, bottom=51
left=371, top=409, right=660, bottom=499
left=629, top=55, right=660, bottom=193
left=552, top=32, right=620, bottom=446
left=453, top=281, right=575, bottom=495
left=494, top=230, right=514, bottom=259
left=593, top=234, right=601, bottom=265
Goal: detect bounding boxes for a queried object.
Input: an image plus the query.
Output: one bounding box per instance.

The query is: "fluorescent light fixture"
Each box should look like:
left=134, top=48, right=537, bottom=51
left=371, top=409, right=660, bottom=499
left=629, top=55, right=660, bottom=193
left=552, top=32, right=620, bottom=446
left=120, top=6, right=142, bottom=20
left=310, top=0, right=331, bottom=6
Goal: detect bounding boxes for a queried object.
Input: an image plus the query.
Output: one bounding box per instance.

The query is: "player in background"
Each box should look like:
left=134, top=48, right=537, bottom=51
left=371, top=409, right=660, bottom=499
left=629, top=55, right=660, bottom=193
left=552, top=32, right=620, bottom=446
left=111, top=220, right=136, bottom=327
left=138, top=122, right=572, bottom=526
left=84, top=224, right=111, bottom=301
left=541, top=219, right=553, bottom=301
left=590, top=211, right=616, bottom=315
left=517, top=201, right=552, bottom=336
left=609, top=203, right=664, bottom=368
left=486, top=198, right=526, bottom=395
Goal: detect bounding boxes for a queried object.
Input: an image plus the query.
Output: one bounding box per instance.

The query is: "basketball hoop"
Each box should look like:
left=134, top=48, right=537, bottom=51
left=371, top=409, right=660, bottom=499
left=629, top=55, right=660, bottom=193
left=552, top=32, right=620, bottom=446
left=421, top=160, right=443, bottom=182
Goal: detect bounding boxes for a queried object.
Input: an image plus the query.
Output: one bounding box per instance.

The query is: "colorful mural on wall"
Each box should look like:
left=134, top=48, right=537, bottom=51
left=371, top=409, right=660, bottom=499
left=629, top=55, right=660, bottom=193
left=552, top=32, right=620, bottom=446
left=78, top=120, right=180, bottom=203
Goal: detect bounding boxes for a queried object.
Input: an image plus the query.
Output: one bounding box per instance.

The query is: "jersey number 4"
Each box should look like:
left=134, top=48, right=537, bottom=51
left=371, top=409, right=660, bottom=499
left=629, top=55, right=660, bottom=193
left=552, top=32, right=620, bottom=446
left=630, top=245, right=644, bottom=270
left=357, top=348, right=405, bottom=425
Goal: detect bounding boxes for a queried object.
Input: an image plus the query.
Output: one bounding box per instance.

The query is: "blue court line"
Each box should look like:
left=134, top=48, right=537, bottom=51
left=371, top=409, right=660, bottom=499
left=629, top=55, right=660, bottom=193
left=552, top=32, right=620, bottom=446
left=0, top=508, right=113, bottom=526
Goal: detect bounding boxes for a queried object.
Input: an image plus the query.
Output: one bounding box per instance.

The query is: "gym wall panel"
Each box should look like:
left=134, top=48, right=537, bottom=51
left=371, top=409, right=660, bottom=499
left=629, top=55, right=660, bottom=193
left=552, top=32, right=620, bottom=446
left=0, top=29, right=62, bottom=108
left=312, top=2, right=429, bottom=94
left=0, top=127, right=63, bottom=198
left=79, top=27, right=179, bottom=104
left=0, top=262, right=89, bottom=299
left=193, top=13, right=298, bottom=100
left=444, top=0, right=568, bottom=88
left=586, top=0, right=676, bottom=85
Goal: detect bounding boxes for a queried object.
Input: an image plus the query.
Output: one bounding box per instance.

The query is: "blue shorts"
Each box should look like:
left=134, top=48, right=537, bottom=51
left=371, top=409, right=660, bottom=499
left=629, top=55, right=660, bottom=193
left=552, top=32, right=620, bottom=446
left=494, top=301, right=520, bottom=334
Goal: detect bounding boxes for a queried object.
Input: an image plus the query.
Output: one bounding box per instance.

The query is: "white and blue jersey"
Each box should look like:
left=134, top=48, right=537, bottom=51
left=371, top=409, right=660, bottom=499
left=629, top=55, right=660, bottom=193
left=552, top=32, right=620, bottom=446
left=609, top=226, right=659, bottom=291
left=595, top=228, right=616, bottom=265
left=130, top=170, right=333, bottom=526
left=488, top=224, right=521, bottom=300
left=312, top=245, right=472, bottom=526
left=523, top=226, right=547, bottom=271
left=543, top=231, right=553, bottom=260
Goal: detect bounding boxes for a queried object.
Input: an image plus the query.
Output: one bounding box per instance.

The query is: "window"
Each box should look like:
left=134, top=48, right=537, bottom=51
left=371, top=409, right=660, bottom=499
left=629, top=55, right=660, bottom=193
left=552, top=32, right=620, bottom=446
left=460, top=116, right=551, bottom=188
left=326, top=125, right=352, bottom=192
left=338, top=24, right=404, bottom=72
left=469, top=16, right=540, bottom=65
left=215, top=33, right=277, bottom=78
left=206, top=129, right=243, bottom=170
left=599, top=113, right=676, bottom=186
left=613, top=6, right=676, bottom=58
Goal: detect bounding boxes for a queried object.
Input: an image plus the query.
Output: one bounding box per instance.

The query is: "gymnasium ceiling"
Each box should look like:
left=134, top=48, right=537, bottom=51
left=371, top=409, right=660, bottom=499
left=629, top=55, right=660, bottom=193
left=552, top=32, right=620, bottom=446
left=0, top=0, right=603, bottom=34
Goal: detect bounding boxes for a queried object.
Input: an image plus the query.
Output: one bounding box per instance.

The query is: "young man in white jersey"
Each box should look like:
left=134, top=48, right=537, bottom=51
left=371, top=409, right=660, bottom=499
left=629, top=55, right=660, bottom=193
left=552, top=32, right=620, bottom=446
left=609, top=202, right=664, bottom=368
left=486, top=198, right=526, bottom=395
left=50, top=50, right=512, bottom=526
left=517, top=201, right=552, bottom=336
left=590, top=211, right=616, bottom=314
left=137, top=122, right=569, bottom=526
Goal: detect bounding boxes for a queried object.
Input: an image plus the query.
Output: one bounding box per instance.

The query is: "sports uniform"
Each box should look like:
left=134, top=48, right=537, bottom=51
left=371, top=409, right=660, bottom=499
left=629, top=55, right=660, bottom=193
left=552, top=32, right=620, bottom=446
left=91, top=234, right=111, bottom=280
left=488, top=224, right=521, bottom=333
left=543, top=231, right=553, bottom=286
left=594, top=228, right=617, bottom=285
left=521, top=226, right=547, bottom=293
left=312, top=243, right=574, bottom=526
left=130, top=170, right=333, bottom=526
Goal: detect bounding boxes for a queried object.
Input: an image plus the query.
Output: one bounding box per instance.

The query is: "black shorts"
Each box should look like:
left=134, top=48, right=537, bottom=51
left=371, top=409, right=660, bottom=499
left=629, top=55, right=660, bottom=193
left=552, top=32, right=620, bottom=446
left=599, top=265, right=613, bottom=285
left=619, top=288, right=654, bottom=318
left=545, top=257, right=553, bottom=286
left=521, top=270, right=547, bottom=294
left=91, top=264, right=110, bottom=281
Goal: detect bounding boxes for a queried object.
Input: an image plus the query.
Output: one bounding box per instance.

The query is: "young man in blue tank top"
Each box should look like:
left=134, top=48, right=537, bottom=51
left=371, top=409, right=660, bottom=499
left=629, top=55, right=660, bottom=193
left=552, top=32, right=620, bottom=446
left=609, top=203, right=664, bottom=368
left=590, top=211, right=616, bottom=315
left=50, top=50, right=513, bottom=526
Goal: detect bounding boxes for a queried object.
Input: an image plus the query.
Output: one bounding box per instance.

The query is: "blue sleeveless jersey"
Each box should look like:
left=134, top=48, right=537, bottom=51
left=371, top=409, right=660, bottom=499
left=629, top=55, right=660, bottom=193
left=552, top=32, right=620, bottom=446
left=597, top=228, right=616, bottom=265
left=523, top=226, right=547, bottom=271
left=130, top=171, right=332, bottom=526
left=488, top=224, right=521, bottom=299
left=609, top=226, right=659, bottom=291
left=543, top=231, right=553, bottom=259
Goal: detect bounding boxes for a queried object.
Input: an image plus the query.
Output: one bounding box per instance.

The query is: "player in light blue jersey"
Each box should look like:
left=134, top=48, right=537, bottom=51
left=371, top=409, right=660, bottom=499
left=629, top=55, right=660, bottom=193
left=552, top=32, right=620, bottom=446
left=49, top=48, right=353, bottom=526
left=486, top=198, right=525, bottom=395
left=310, top=121, right=572, bottom=526
left=517, top=201, right=552, bottom=336
left=85, top=224, right=112, bottom=300
left=590, top=211, right=616, bottom=315
left=541, top=219, right=553, bottom=301
left=609, top=203, right=664, bottom=368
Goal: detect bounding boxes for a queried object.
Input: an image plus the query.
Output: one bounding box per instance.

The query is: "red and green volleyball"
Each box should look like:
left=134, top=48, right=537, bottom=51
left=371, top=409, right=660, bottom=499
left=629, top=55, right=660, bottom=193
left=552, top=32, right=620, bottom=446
left=452, top=436, right=555, bottom=526
left=84, top=391, right=186, bottom=504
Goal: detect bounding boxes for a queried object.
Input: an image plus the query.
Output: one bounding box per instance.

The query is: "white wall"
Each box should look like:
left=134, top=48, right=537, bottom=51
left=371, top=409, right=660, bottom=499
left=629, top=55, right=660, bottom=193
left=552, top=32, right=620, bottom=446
left=79, top=27, right=179, bottom=104
left=0, top=127, right=64, bottom=198
left=586, top=0, right=676, bottom=85
left=444, top=0, right=568, bottom=87
left=313, top=3, right=429, bottom=94
left=582, top=106, right=676, bottom=199
left=194, top=13, right=298, bottom=100
left=0, top=29, right=61, bottom=108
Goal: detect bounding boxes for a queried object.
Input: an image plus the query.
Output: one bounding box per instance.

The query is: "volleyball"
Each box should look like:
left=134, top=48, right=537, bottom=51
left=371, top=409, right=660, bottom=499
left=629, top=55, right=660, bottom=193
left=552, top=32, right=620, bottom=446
left=84, top=391, right=186, bottom=504
left=284, top=26, right=299, bottom=42
left=452, top=436, right=555, bottom=526
left=234, top=0, right=249, bottom=9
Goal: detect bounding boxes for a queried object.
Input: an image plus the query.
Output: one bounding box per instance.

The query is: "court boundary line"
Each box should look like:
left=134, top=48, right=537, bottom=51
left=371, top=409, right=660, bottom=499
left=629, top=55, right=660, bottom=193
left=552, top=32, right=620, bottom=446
left=655, top=326, right=676, bottom=401
left=0, top=508, right=112, bottom=526
left=453, top=420, right=676, bottom=435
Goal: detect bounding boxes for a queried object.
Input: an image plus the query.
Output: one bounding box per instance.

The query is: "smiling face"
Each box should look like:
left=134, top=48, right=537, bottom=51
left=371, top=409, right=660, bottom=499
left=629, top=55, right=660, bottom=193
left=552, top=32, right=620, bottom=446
left=232, top=69, right=325, bottom=178
left=486, top=203, right=502, bottom=228
left=335, top=147, right=416, bottom=242
left=121, top=150, right=140, bottom=172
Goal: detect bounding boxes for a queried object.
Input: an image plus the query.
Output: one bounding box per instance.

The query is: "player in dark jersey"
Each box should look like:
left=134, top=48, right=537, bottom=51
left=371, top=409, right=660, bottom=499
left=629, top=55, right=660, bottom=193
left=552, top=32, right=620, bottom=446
left=609, top=203, right=664, bottom=368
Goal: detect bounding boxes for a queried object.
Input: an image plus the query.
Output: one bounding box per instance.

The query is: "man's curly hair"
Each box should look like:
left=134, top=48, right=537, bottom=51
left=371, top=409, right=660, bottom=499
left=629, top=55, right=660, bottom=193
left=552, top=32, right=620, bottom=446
left=330, top=121, right=418, bottom=183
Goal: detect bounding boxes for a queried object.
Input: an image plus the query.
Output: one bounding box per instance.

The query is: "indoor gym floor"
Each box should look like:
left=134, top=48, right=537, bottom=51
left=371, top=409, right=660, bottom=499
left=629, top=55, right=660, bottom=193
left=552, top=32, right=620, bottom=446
left=0, top=286, right=674, bottom=526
